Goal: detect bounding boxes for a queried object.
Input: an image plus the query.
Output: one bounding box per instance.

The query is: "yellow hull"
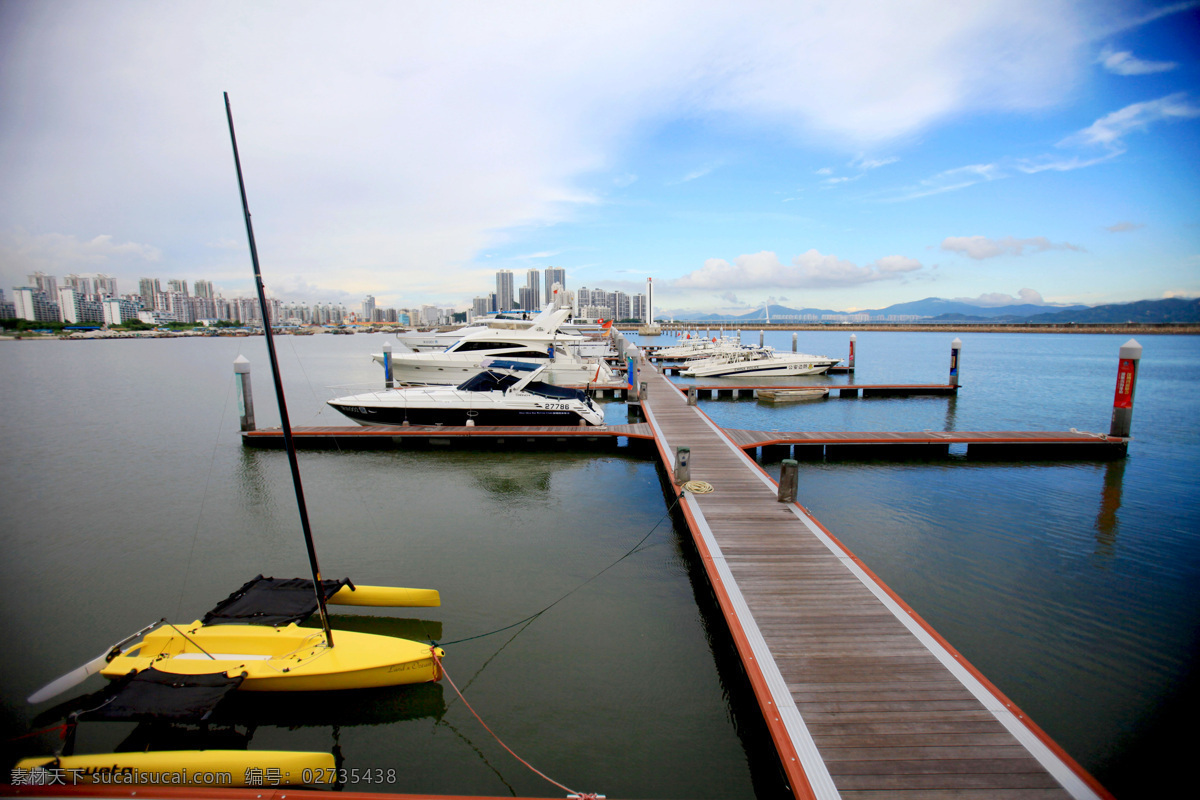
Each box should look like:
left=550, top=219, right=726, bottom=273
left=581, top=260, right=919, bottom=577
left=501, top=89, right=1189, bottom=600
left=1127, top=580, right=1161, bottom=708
left=16, top=750, right=335, bottom=786
left=100, top=622, right=442, bottom=691
left=330, top=584, right=440, bottom=607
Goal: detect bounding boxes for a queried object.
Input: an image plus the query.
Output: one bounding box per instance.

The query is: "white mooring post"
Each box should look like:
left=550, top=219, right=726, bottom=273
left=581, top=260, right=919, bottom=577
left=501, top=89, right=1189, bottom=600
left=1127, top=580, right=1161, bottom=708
left=778, top=459, right=798, bottom=503
left=949, top=338, right=962, bottom=387
left=759, top=329, right=764, bottom=347
left=792, top=332, right=798, bottom=353
left=382, top=340, right=394, bottom=388
left=849, top=333, right=856, bottom=371
left=234, top=355, right=255, bottom=431
left=1109, top=339, right=1143, bottom=438
left=674, top=446, right=691, bottom=484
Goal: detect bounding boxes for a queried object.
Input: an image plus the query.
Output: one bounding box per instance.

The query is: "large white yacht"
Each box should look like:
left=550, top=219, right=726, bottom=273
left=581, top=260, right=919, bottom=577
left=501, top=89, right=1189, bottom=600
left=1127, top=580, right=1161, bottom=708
left=329, top=360, right=606, bottom=427
left=372, top=308, right=618, bottom=386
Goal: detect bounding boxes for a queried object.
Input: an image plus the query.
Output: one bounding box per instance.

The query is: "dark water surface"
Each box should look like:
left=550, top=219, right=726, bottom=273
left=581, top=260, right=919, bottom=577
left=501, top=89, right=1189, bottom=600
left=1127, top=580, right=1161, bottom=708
left=2, top=330, right=1197, bottom=798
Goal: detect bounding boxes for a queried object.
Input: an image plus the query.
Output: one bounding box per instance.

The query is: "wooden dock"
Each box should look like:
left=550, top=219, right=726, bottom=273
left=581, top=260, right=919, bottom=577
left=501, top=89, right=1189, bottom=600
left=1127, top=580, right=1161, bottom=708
left=639, top=366, right=1112, bottom=799
left=726, top=428, right=1127, bottom=460
left=242, top=422, right=654, bottom=450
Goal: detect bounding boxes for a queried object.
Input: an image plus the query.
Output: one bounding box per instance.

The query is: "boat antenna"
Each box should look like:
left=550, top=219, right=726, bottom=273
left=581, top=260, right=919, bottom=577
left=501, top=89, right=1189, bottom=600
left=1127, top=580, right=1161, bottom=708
left=223, top=92, right=335, bottom=648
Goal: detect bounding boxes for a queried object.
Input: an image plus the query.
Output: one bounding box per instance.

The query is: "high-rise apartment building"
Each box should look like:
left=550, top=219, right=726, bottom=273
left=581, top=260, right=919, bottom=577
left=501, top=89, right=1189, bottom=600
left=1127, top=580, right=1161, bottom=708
left=13, top=287, right=59, bottom=322
left=193, top=279, right=214, bottom=299
left=525, top=269, right=540, bottom=311
left=544, top=267, right=565, bottom=304
left=27, top=272, right=57, bottom=300
left=138, top=278, right=162, bottom=311
left=362, top=295, right=376, bottom=322
left=95, top=274, right=118, bottom=298
left=496, top=270, right=514, bottom=312
left=63, top=274, right=93, bottom=299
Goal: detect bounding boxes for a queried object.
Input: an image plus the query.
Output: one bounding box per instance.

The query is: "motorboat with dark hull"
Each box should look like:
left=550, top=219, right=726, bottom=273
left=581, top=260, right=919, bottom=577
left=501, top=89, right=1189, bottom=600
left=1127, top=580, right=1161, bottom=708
left=328, top=360, right=605, bottom=427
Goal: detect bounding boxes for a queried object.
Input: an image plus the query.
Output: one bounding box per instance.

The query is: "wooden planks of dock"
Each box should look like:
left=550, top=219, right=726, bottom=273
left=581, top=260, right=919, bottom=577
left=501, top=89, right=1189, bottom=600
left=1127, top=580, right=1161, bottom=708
left=242, top=422, right=654, bottom=449
left=639, top=365, right=1112, bottom=800
left=726, top=428, right=1128, bottom=460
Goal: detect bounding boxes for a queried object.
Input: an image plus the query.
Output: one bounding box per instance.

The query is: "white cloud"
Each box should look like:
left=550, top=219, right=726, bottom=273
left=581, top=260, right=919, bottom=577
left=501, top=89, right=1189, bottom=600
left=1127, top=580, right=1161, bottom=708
left=1106, top=221, right=1144, bottom=233
left=1, top=230, right=161, bottom=276
left=1098, top=47, right=1178, bottom=76
left=670, top=164, right=719, bottom=185
left=1062, top=93, right=1200, bottom=149
left=884, top=163, right=1004, bottom=201
left=0, top=0, right=1103, bottom=301
left=955, top=289, right=1047, bottom=306
left=674, top=249, right=923, bottom=290
left=1163, top=288, right=1200, bottom=298
left=941, top=235, right=1085, bottom=259
left=851, top=155, right=899, bottom=171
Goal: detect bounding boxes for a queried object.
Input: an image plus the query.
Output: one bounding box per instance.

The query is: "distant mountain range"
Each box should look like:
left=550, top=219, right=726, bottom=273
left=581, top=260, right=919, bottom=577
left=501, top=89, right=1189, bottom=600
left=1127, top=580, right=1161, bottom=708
left=659, top=297, right=1200, bottom=324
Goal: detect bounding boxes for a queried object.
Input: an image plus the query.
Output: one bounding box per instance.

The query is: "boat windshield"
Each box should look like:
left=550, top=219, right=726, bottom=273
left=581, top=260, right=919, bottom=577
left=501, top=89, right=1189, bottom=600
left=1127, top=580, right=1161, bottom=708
left=456, top=370, right=524, bottom=392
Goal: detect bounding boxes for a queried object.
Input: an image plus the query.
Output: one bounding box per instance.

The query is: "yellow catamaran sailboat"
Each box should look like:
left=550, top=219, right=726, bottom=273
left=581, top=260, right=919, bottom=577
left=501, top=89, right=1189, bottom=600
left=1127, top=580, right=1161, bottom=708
left=26, top=94, right=443, bottom=707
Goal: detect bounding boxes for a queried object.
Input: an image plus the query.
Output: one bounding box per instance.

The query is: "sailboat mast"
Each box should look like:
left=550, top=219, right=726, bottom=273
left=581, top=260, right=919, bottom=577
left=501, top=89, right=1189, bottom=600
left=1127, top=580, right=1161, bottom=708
left=223, top=93, right=335, bottom=648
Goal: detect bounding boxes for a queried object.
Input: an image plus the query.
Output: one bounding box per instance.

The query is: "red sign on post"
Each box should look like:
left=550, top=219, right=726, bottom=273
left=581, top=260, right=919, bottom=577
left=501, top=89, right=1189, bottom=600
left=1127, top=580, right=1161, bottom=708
left=1113, top=358, right=1136, bottom=409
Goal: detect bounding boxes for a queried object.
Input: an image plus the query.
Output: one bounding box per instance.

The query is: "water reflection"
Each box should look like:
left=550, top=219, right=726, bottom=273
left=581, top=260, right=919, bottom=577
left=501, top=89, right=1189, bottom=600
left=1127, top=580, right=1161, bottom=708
left=1094, top=457, right=1127, bottom=557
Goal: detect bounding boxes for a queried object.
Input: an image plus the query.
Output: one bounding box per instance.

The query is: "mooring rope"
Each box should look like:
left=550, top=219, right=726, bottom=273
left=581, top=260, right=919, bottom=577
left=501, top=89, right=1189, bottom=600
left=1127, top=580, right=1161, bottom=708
left=435, top=496, right=681, bottom=647
left=431, top=649, right=604, bottom=800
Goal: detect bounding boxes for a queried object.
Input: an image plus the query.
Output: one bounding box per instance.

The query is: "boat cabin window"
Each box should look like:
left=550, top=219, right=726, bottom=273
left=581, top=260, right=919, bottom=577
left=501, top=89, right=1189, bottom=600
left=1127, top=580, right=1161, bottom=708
left=449, top=341, right=528, bottom=352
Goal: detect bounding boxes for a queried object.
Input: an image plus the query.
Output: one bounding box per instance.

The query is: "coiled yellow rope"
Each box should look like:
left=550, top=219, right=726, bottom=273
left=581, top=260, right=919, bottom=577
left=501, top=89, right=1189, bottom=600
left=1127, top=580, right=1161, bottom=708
left=682, top=480, right=714, bottom=494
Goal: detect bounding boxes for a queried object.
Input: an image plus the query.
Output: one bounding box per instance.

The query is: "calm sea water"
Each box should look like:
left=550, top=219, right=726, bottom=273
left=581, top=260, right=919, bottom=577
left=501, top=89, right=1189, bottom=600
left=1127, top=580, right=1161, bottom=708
left=1, top=329, right=1197, bottom=799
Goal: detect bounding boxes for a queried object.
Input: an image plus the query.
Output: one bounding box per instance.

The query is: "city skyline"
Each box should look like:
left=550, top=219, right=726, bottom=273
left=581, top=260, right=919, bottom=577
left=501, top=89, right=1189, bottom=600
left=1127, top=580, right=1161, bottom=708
left=1, top=2, right=1197, bottom=316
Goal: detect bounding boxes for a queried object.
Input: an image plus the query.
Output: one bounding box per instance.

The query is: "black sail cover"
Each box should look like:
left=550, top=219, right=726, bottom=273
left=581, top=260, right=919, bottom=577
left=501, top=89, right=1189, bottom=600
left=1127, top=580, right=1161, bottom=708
left=77, top=668, right=244, bottom=723
left=202, top=574, right=353, bottom=627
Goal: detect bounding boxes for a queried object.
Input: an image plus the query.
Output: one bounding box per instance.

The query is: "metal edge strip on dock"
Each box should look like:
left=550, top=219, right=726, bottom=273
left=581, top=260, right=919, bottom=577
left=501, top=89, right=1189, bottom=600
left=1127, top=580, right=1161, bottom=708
left=641, top=391, right=835, bottom=800
left=682, top=394, right=1112, bottom=800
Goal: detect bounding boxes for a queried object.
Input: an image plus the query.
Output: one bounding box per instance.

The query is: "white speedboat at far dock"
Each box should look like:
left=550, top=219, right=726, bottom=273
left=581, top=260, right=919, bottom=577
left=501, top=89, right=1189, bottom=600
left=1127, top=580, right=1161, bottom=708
left=681, top=346, right=841, bottom=378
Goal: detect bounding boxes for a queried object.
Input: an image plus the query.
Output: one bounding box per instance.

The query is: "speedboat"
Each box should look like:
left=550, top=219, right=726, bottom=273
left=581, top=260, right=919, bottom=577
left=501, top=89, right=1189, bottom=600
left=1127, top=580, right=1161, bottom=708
left=681, top=346, right=841, bottom=377
left=328, top=360, right=606, bottom=426
left=372, top=308, right=617, bottom=385
left=654, top=335, right=744, bottom=359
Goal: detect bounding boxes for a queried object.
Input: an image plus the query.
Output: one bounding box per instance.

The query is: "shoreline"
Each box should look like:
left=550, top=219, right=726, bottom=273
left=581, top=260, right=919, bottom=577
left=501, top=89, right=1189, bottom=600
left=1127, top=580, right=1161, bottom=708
left=619, top=323, right=1200, bottom=335
left=3, top=322, right=1198, bottom=341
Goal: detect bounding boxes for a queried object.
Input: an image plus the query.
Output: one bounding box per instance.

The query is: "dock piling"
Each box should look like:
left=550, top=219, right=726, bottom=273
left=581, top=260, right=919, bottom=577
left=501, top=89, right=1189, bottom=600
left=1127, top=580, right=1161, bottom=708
left=849, top=333, right=856, bottom=370
left=382, top=341, right=394, bottom=388
left=950, top=337, right=962, bottom=387
left=777, top=459, right=798, bottom=502
left=792, top=332, right=797, bottom=352
left=1109, top=338, right=1142, bottom=438
left=234, top=355, right=255, bottom=431
left=674, top=446, right=691, bottom=484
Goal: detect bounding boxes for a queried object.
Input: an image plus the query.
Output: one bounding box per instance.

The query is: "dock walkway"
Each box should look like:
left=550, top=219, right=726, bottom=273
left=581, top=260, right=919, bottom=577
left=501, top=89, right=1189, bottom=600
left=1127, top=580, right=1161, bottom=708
left=640, top=366, right=1109, bottom=799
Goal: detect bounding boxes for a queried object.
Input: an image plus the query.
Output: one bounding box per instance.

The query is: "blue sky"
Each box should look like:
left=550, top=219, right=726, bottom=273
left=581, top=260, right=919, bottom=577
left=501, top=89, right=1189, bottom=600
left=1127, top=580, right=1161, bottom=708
left=1, top=0, right=1197, bottom=316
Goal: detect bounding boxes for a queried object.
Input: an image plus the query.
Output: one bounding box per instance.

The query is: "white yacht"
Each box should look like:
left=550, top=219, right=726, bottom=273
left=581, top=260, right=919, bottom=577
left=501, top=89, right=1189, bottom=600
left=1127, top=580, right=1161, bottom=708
left=328, top=360, right=606, bottom=427
left=681, top=346, right=841, bottom=378
left=372, top=308, right=619, bottom=386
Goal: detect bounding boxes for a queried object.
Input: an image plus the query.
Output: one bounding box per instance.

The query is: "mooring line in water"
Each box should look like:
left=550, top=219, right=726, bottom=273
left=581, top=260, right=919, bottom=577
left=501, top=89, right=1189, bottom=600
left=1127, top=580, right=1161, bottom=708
left=431, top=649, right=605, bottom=800
left=175, top=366, right=241, bottom=621
left=436, top=496, right=681, bottom=647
